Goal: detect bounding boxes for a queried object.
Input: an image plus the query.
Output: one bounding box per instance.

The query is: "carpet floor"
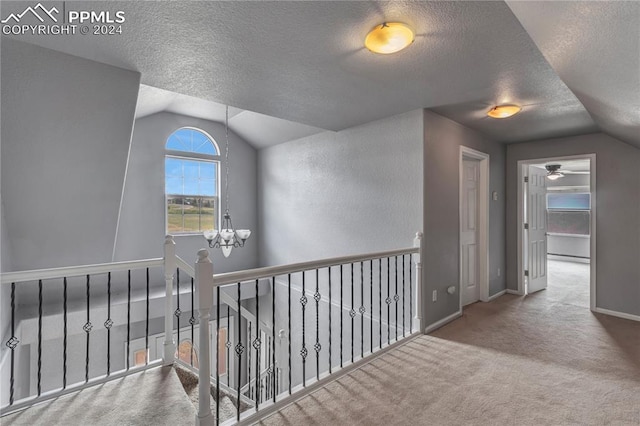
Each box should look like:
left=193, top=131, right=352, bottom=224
left=2, top=366, right=195, bottom=425
left=259, top=260, right=640, bottom=426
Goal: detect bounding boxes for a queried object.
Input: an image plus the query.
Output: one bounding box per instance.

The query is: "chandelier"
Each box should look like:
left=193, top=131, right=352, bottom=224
left=203, top=106, right=251, bottom=257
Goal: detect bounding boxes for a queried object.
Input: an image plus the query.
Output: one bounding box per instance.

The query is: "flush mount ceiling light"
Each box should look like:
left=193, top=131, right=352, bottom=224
left=545, top=164, right=565, bottom=181
left=365, top=22, right=414, bottom=54
left=487, top=105, right=521, bottom=119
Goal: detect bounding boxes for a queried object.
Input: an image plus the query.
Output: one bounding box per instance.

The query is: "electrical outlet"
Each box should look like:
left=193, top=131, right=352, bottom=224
left=432, top=290, right=437, bottom=302
left=497, top=268, right=501, bottom=277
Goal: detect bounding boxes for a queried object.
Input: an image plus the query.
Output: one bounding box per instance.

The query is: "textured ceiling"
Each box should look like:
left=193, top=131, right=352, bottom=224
left=1, top=1, right=637, bottom=147
left=136, top=85, right=325, bottom=148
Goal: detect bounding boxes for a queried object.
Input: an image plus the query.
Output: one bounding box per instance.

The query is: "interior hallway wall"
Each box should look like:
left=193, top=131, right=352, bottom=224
left=1, top=39, right=140, bottom=271
left=506, top=133, right=640, bottom=317
left=423, top=110, right=507, bottom=328
left=114, top=112, right=259, bottom=273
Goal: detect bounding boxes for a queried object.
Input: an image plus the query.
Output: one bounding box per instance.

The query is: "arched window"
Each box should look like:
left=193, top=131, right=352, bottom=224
left=165, top=128, right=220, bottom=234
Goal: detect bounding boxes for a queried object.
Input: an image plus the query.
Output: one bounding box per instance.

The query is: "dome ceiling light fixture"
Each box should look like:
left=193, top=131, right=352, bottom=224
left=486, top=104, right=522, bottom=119
left=365, top=22, right=415, bottom=54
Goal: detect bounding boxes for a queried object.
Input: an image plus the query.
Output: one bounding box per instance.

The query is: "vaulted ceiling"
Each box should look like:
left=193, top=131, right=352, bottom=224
left=2, top=1, right=638, bottom=149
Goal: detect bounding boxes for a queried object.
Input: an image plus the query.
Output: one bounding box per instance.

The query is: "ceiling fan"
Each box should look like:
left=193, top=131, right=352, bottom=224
left=545, top=163, right=589, bottom=180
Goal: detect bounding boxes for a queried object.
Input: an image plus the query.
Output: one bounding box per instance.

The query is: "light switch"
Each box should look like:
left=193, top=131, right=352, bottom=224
left=492, top=191, right=498, bottom=201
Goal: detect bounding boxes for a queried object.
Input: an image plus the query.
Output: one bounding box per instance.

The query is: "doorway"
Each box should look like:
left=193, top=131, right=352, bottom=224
left=517, top=154, right=596, bottom=310
left=459, top=146, right=490, bottom=306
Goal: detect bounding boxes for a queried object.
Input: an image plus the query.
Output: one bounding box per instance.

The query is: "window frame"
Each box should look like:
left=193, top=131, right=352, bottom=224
left=165, top=127, right=221, bottom=235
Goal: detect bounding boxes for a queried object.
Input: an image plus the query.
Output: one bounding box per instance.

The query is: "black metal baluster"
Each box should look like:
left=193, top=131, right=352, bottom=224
left=379, top=259, right=382, bottom=350
left=175, top=269, right=181, bottom=352
left=360, top=261, right=364, bottom=359
left=287, top=274, right=291, bottom=395
left=226, top=305, right=230, bottom=387
left=314, top=270, right=321, bottom=381
left=254, top=279, right=260, bottom=407
left=106, top=272, right=112, bottom=375
left=126, top=270, right=131, bottom=370
left=340, top=264, right=343, bottom=368
left=300, top=271, right=307, bottom=387
left=410, top=254, right=413, bottom=332
left=272, top=276, right=276, bottom=401
left=350, top=263, right=355, bottom=363
left=216, top=286, right=221, bottom=426
left=7, top=282, right=17, bottom=404
left=402, top=255, right=406, bottom=338
left=370, top=260, right=373, bottom=354
left=145, top=267, right=150, bottom=365
left=63, top=278, right=67, bottom=389
left=84, top=275, right=91, bottom=382
left=328, top=267, right=332, bottom=374
left=236, top=282, right=243, bottom=422
left=248, top=321, right=252, bottom=398
left=37, top=279, right=43, bottom=395
left=395, top=256, right=399, bottom=341
left=190, top=277, right=195, bottom=366
left=387, top=258, right=391, bottom=345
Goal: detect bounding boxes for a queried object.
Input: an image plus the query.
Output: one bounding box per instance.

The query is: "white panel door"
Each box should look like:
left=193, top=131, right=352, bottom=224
left=527, top=166, right=548, bottom=293
left=461, top=159, right=480, bottom=306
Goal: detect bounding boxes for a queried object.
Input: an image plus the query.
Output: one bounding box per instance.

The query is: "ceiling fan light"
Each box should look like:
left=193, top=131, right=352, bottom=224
left=365, top=22, right=414, bottom=54
left=487, top=105, right=521, bottom=119
left=546, top=172, right=564, bottom=181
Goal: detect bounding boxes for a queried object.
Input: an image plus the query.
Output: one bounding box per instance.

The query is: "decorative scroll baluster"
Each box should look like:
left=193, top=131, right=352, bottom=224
left=63, top=278, right=67, bottom=389
left=378, top=259, right=382, bottom=350
left=254, top=279, right=260, bottom=407
left=328, top=267, right=332, bottom=374
left=386, top=258, right=391, bottom=346
left=216, top=286, right=221, bottom=426
left=190, top=277, right=195, bottom=366
left=272, top=276, right=276, bottom=402
left=350, top=263, right=355, bottom=363
left=106, top=272, right=113, bottom=375
left=395, top=256, right=399, bottom=341
left=287, top=273, right=292, bottom=394
left=7, top=282, right=17, bottom=404
left=84, top=275, right=92, bottom=383
left=145, top=268, right=150, bottom=365
left=314, top=270, right=321, bottom=381
left=236, top=282, right=244, bottom=422
left=360, top=261, right=364, bottom=359
left=175, top=268, right=181, bottom=349
left=126, top=270, right=131, bottom=370
left=37, top=279, right=43, bottom=396
left=340, top=264, right=343, bottom=368
left=370, top=260, right=373, bottom=354
left=300, top=271, right=307, bottom=387
left=226, top=305, right=231, bottom=387
left=409, top=254, right=413, bottom=332
left=402, top=255, right=406, bottom=337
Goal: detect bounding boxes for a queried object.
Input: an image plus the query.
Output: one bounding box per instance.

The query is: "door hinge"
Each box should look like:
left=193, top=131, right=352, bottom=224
left=524, top=176, right=529, bottom=183
left=524, top=270, right=529, bottom=277
left=524, top=223, right=529, bottom=230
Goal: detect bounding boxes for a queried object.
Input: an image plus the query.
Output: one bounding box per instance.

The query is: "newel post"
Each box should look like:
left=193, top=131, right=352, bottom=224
left=163, top=235, right=176, bottom=365
left=413, top=232, right=424, bottom=334
left=195, top=249, right=214, bottom=426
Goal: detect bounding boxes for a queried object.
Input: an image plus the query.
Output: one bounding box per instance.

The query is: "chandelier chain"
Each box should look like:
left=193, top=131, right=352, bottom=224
left=224, top=105, right=231, bottom=215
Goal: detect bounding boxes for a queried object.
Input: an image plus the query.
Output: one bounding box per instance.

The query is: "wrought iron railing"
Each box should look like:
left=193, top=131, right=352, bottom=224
left=188, top=232, right=423, bottom=425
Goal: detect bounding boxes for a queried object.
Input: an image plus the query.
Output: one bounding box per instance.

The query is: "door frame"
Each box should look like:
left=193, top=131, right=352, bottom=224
left=516, top=154, right=596, bottom=311
left=459, top=146, right=490, bottom=307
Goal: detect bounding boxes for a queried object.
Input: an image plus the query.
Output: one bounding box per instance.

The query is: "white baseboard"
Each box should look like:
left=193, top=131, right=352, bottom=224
left=593, top=307, right=640, bottom=322
left=506, top=289, right=522, bottom=296
left=424, top=310, right=462, bottom=334
left=487, top=289, right=506, bottom=301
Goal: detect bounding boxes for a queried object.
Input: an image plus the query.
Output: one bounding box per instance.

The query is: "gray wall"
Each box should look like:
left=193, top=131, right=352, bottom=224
left=1, top=39, right=140, bottom=271
left=423, top=110, right=507, bottom=327
left=114, top=112, right=259, bottom=273
left=506, top=133, right=640, bottom=316
left=258, top=109, right=423, bottom=266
